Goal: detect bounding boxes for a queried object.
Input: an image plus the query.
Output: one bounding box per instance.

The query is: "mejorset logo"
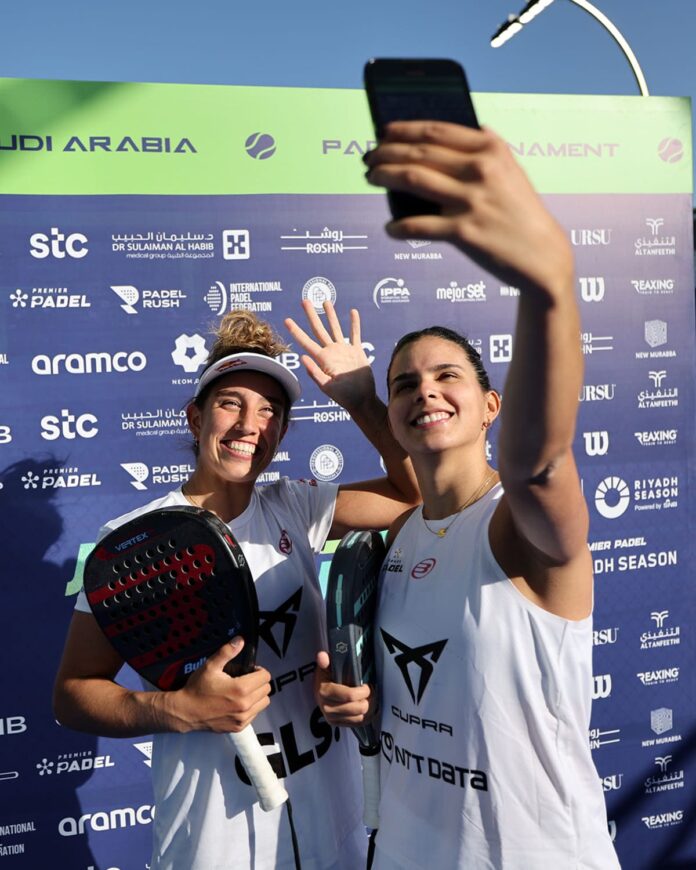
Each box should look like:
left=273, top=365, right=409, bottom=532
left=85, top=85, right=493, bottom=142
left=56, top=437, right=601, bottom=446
left=380, top=629, right=447, bottom=704
left=258, top=587, right=303, bottom=658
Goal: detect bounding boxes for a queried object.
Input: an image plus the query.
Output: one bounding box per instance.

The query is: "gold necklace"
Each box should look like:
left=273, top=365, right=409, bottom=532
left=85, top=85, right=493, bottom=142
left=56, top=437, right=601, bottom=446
left=422, top=469, right=498, bottom=538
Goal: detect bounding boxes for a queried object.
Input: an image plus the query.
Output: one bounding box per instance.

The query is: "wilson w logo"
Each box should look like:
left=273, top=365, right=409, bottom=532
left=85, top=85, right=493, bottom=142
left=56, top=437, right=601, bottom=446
left=579, top=277, right=606, bottom=302
left=583, top=431, right=609, bottom=456
left=593, top=674, right=613, bottom=700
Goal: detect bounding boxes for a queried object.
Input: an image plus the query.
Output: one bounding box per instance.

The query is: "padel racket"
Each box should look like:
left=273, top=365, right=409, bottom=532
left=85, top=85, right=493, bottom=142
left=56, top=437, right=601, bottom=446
left=326, top=529, right=385, bottom=830
left=83, top=505, right=287, bottom=812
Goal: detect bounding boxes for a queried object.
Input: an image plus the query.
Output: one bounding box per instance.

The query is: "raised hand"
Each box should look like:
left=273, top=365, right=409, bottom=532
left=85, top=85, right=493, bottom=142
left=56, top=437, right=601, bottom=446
left=284, top=300, right=376, bottom=412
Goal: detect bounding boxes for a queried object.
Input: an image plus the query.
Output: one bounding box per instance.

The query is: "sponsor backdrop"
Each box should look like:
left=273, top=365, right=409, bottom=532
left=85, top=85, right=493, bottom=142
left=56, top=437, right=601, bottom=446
left=0, top=79, right=693, bottom=867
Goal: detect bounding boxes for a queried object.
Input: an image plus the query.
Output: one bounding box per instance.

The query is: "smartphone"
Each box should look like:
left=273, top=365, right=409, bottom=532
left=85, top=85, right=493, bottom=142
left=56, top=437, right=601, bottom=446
left=364, top=58, right=479, bottom=220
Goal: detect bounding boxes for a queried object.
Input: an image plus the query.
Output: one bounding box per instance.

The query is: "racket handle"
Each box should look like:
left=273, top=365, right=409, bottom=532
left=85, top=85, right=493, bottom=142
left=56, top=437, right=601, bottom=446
left=359, top=744, right=381, bottom=830
left=229, top=726, right=288, bottom=812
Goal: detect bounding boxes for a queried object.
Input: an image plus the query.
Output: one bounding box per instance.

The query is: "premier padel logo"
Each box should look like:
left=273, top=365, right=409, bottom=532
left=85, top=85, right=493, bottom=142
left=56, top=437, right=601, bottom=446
left=258, top=587, right=302, bottom=658
left=381, top=630, right=447, bottom=704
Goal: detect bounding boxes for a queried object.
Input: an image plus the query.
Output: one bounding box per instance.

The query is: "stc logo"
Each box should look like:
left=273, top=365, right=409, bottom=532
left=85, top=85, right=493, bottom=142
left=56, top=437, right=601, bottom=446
left=41, top=409, right=98, bottom=441
left=258, top=587, right=302, bottom=658
left=30, top=227, right=88, bottom=259
left=380, top=629, right=447, bottom=704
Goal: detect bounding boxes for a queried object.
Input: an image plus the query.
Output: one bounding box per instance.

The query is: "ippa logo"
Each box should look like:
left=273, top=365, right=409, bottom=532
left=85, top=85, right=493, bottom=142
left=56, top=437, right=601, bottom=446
left=29, top=227, right=88, bottom=259
left=373, top=277, right=410, bottom=309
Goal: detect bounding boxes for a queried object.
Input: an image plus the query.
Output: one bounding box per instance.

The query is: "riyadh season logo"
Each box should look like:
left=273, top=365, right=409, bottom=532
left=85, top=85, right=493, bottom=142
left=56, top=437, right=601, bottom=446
left=280, top=226, right=368, bottom=255
left=245, top=133, right=276, bottom=160
left=10, top=286, right=90, bottom=310
left=373, top=277, right=410, bottom=309
left=435, top=280, right=486, bottom=303
left=644, top=755, right=685, bottom=795
left=635, top=217, right=676, bottom=257
left=121, top=462, right=194, bottom=490
left=578, top=277, right=605, bottom=302
left=302, top=277, right=337, bottom=311
left=111, top=285, right=186, bottom=313
left=637, top=369, right=678, bottom=409
left=203, top=280, right=281, bottom=316
left=594, top=476, right=630, bottom=519
left=640, top=610, right=681, bottom=650
left=489, top=334, right=513, bottom=364
left=36, top=750, right=114, bottom=777
left=58, top=804, right=154, bottom=838
left=21, top=466, right=101, bottom=491
left=29, top=227, right=88, bottom=259
left=222, top=229, right=251, bottom=260
left=588, top=726, right=621, bottom=750
left=31, top=350, right=147, bottom=376
left=309, top=444, right=344, bottom=481
left=580, top=331, right=613, bottom=355
left=582, top=431, right=609, bottom=457
left=171, top=333, right=208, bottom=372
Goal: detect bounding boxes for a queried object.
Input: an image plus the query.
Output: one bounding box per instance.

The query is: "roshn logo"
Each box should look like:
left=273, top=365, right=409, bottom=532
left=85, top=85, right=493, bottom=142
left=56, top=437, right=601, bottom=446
left=309, top=444, right=343, bottom=481
left=222, top=229, right=251, bottom=260
left=579, top=276, right=605, bottom=302
left=581, top=332, right=613, bottom=355
left=302, top=277, right=337, bottom=311
left=380, top=630, right=447, bottom=704
left=258, top=587, right=302, bottom=658
left=171, top=333, right=208, bottom=372
left=373, top=277, right=410, bottom=309
left=30, top=227, right=88, bottom=259
left=594, top=476, right=630, bottom=519
left=583, top=431, right=609, bottom=457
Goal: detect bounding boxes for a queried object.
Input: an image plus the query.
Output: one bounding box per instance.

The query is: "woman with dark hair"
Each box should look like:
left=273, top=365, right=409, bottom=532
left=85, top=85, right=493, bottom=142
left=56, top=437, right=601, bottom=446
left=316, top=121, right=620, bottom=869
left=53, top=304, right=419, bottom=870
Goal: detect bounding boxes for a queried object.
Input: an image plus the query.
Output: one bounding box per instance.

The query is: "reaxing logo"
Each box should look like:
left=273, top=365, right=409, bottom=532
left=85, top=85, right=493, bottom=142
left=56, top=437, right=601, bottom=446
left=380, top=630, right=447, bottom=704
left=30, top=227, right=88, bottom=259
left=258, top=587, right=302, bottom=658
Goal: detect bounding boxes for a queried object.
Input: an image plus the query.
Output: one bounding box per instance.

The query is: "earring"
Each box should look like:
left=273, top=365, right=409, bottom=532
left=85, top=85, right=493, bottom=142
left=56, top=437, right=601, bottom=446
left=482, top=420, right=489, bottom=431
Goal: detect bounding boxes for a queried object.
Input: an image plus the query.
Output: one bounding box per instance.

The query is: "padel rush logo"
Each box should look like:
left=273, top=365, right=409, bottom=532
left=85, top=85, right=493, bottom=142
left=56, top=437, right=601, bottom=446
left=381, top=630, right=447, bottom=704
left=258, top=587, right=302, bottom=658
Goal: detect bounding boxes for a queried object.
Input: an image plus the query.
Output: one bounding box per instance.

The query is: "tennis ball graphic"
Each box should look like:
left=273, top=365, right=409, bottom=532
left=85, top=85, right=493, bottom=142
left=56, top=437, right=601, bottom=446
left=657, top=137, right=683, bottom=163
left=245, top=132, right=276, bottom=159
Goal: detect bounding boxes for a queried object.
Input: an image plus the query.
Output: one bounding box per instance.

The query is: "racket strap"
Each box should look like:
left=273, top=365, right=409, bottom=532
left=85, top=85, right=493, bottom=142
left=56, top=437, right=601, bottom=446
left=367, top=828, right=378, bottom=870
left=285, top=799, right=302, bottom=870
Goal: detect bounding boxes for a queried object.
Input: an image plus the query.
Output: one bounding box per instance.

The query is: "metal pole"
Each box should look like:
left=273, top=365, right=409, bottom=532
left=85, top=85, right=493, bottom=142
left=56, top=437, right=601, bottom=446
left=568, top=0, right=650, bottom=95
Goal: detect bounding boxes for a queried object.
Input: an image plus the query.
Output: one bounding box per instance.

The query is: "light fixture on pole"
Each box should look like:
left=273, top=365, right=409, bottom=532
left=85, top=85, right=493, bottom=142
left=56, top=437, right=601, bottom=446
left=490, top=0, right=650, bottom=96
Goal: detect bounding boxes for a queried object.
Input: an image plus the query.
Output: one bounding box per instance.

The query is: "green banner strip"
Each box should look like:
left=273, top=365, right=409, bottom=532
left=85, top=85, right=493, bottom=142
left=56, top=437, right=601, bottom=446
left=0, top=78, right=691, bottom=195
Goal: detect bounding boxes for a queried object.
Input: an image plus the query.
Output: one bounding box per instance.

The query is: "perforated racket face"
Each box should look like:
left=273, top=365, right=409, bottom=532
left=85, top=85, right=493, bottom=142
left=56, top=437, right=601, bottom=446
left=84, top=506, right=258, bottom=690
left=326, top=530, right=386, bottom=688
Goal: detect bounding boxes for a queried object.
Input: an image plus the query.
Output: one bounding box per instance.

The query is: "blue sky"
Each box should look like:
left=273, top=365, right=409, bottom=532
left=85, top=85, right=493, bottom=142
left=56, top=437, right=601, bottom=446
left=1, top=0, right=694, bottom=190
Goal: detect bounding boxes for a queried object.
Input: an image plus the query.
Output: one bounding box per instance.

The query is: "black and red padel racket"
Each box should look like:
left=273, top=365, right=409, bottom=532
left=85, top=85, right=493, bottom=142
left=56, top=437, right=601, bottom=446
left=326, top=529, right=385, bottom=830
left=83, top=505, right=287, bottom=812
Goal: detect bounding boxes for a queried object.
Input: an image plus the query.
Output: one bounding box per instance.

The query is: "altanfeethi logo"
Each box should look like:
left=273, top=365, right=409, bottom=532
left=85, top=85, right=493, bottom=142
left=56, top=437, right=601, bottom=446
left=245, top=132, right=276, bottom=160
left=658, top=138, right=684, bottom=164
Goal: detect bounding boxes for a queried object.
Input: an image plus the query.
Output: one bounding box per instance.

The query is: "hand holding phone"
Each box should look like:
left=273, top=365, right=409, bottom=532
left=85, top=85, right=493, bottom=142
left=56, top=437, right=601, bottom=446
left=364, top=58, right=479, bottom=220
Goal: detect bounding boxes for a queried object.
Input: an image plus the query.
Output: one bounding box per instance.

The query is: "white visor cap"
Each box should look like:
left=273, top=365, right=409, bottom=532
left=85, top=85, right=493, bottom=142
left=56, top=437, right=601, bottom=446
left=193, top=352, right=301, bottom=403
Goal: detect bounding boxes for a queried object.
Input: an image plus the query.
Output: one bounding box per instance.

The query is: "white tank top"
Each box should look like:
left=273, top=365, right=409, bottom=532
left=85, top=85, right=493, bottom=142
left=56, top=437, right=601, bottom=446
left=374, top=484, right=620, bottom=870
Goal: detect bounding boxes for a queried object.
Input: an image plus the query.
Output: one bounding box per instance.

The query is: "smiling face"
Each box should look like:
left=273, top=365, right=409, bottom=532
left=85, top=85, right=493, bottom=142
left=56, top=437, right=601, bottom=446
left=387, top=336, right=499, bottom=458
left=187, top=370, right=288, bottom=488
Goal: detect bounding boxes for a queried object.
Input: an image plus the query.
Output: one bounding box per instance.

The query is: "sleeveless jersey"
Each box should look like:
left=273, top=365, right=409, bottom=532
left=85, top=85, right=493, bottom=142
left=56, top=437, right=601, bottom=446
left=76, top=479, right=365, bottom=870
left=373, top=484, right=620, bottom=870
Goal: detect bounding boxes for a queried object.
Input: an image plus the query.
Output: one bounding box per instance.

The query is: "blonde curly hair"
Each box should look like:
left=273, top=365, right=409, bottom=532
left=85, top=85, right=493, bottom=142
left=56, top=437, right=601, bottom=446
left=206, top=309, right=290, bottom=365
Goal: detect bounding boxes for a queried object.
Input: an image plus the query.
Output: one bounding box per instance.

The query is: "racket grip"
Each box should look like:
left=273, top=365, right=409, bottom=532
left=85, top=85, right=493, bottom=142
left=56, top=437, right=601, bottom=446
left=359, top=745, right=381, bottom=830
left=229, top=726, right=288, bottom=812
